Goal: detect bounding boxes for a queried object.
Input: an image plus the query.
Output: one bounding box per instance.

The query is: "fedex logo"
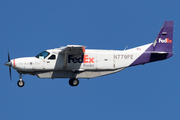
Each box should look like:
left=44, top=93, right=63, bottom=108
left=68, top=55, right=94, bottom=63
left=159, top=38, right=172, bottom=43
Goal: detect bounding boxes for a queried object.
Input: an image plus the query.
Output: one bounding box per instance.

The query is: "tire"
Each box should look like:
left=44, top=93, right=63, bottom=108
left=69, top=78, right=79, bottom=86
left=17, top=80, right=25, bottom=87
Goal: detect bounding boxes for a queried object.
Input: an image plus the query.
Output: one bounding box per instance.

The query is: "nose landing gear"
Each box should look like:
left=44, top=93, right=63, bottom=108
left=17, top=74, right=25, bottom=87
left=17, top=79, right=25, bottom=87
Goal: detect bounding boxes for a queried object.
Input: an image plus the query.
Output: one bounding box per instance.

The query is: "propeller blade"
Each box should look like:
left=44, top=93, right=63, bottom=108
left=9, top=66, right=12, bottom=81
left=7, top=51, right=12, bottom=81
left=8, top=51, right=10, bottom=62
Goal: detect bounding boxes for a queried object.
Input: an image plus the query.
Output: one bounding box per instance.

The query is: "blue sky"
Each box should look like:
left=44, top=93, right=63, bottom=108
left=0, top=0, right=180, bottom=120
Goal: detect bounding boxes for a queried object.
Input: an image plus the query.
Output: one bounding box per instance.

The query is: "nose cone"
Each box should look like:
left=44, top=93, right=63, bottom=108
left=4, top=61, right=12, bottom=67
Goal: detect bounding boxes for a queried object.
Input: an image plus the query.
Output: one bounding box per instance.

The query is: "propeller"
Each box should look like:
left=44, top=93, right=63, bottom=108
left=4, top=51, right=12, bottom=80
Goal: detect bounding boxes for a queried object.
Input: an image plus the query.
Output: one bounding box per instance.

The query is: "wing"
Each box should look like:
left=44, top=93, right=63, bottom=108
left=59, top=45, right=86, bottom=69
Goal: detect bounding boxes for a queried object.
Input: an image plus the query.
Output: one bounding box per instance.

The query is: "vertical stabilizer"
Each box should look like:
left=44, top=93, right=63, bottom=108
left=153, top=21, right=173, bottom=53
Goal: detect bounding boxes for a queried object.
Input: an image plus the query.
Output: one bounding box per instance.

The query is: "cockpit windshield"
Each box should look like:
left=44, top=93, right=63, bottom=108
left=35, top=51, right=50, bottom=59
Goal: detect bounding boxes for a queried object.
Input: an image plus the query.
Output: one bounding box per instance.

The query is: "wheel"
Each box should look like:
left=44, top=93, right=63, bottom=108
left=69, top=78, right=79, bottom=86
left=17, top=80, right=25, bottom=87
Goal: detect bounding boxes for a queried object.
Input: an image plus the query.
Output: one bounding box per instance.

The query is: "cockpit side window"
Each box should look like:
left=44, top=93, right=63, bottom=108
left=35, top=51, right=50, bottom=59
left=48, top=55, right=56, bottom=60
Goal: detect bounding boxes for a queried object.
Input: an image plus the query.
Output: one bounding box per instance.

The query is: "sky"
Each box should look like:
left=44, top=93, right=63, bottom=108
left=0, top=0, right=180, bottom=120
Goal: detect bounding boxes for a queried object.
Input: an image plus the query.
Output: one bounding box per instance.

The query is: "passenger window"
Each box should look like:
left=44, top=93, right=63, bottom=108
left=48, top=55, right=56, bottom=60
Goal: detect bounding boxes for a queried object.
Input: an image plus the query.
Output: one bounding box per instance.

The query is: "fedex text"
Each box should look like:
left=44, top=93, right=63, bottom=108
left=159, top=38, right=172, bottom=43
left=68, top=55, right=94, bottom=63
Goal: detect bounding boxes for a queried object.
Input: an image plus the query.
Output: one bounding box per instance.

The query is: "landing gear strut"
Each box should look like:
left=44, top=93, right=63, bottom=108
left=17, top=74, right=25, bottom=87
left=69, top=78, right=79, bottom=86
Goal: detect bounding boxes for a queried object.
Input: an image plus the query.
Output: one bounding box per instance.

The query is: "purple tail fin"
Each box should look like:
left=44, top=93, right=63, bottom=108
left=153, top=21, right=173, bottom=53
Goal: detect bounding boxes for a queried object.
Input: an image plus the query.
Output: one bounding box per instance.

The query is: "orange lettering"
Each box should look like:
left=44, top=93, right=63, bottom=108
left=89, top=58, right=94, bottom=63
left=167, top=38, right=172, bottom=43
left=84, top=55, right=88, bottom=63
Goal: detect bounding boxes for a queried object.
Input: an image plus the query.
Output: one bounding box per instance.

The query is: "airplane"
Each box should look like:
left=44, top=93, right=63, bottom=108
left=4, top=21, right=174, bottom=87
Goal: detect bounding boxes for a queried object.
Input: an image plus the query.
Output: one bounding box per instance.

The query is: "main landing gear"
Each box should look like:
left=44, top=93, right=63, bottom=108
left=69, top=78, right=79, bottom=86
left=17, top=74, right=25, bottom=87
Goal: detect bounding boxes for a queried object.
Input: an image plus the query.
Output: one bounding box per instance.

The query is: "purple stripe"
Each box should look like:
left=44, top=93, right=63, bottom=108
left=130, top=44, right=153, bottom=66
left=130, top=44, right=173, bottom=67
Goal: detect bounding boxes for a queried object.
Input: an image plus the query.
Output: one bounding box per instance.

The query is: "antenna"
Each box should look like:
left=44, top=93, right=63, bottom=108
left=124, top=46, right=128, bottom=51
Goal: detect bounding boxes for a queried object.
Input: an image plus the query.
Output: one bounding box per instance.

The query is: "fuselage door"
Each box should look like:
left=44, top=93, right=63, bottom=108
left=44, top=54, right=57, bottom=70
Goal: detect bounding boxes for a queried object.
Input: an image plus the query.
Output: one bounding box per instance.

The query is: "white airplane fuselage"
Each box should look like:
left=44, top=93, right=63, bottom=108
left=10, top=43, right=153, bottom=79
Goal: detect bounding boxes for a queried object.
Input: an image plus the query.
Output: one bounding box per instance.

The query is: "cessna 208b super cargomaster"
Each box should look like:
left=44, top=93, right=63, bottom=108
left=5, top=21, right=174, bottom=87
